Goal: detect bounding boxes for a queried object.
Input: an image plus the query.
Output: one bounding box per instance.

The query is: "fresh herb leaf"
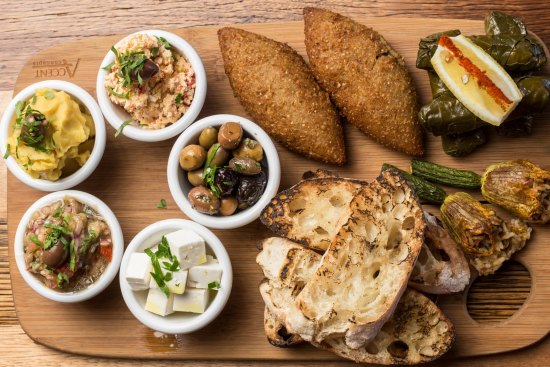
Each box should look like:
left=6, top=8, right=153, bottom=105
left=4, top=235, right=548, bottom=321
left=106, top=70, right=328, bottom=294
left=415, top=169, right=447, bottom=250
left=69, top=239, right=76, bottom=271
left=56, top=272, right=69, bottom=288
left=44, top=223, right=71, bottom=235
left=145, top=248, right=170, bottom=297
left=102, top=61, right=115, bottom=71
left=156, top=199, right=167, bottom=209
left=164, top=272, right=173, bottom=282
left=29, top=234, right=43, bottom=247
left=31, top=95, right=37, bottom=105
left=15, top=101, right=24, bottom=117
left=44, top=90, right=55, bottom=100
left=115, top=120, right=132, bottom=138
left=156, top=36, right=171, bottom=50
left=60, top=235, right=69, bottom=247
left=175, top=93, right=182, bottom=105
left=203, top=165, right=221, bottom=198
left=151, top=47, right=159, bottom=57
left=208, top=281, right=221, bottom=290
left=79, top=230, right=98, bottom=255
left=108, top=86, right=129, bottom=99
left=54, top=207, right=62, bottom=218
left=3, top=144, right=10, bottom=159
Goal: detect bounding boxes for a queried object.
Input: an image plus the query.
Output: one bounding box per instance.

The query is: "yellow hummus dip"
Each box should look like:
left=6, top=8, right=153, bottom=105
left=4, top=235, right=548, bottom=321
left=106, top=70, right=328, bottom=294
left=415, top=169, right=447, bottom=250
left=7, top=88, right=94, bottom=181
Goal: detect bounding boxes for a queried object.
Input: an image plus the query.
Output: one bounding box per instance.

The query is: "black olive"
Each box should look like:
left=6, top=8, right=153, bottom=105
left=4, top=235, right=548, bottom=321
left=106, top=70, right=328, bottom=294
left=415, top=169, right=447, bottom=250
left=236, top=171, right=267, bottom=209
left=130, top=59, right=159, bottom=83
left=20, top=115, right=47, bottom=146
left=214, top=167, right=239, bottom=196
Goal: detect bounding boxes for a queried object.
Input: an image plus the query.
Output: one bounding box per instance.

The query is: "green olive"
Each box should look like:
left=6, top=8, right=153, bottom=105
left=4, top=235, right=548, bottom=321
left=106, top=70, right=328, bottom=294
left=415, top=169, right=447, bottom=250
left=198, top=127, right=218, bottom=150
left=187, top=169, right=205, bottom=186
left=229, top=157, right=261, bottom=175
left=218, top=122, right=243, bottom=150
left=219, top=196, right=238, bottom=216
left=233, top=138, right=264, bottom=162
left=207, top=144, right=229, bottom=167
left=179, top=144, right=206, bottom=171
left=188, top=186, right=220, bottom=215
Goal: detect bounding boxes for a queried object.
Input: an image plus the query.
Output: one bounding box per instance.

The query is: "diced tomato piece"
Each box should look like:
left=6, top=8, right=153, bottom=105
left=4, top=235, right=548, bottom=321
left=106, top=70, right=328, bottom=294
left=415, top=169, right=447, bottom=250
left=100, top=245, right=112, bottom=262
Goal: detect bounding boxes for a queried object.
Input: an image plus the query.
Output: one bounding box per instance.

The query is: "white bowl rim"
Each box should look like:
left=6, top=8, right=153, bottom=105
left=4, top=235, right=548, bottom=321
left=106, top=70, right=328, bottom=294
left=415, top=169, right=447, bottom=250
left=96, top=29, right=207, bottom=142
left=119, top=218, right=233, bottom=334
left=167, top=114, right=281, bottom=229
left=14, top=190, right=124, bottom=303
left=0, top=80, right=106, bottom=192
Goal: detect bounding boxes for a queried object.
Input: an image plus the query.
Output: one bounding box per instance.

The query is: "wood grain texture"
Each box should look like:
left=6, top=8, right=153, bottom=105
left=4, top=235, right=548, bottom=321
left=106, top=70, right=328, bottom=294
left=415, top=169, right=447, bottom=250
left=1, top=1, right=550, bottom=366
left=6, top=16, right=550, bottom=361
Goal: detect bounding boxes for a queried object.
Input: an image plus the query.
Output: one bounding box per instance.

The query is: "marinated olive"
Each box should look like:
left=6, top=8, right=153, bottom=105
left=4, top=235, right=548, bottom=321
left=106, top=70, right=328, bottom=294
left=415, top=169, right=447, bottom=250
left=199, top=127, right=218, bottom=149
left=218, top=122, right=243, bottom=150
left=237, top=171, right=267, bottom=209
left=233, top=138, right=264, bottom=162
left=41, top=239, right=69, bottom=267
left=130, top=59, right=159, bottom=82
left=206, top=144, right=229, bottom=168
left=219, top=196, right=238, bottom=216
left=229, top=157, right=262, bottom=175
left=187, top=169, right=205, bottom=186
left=214, top=167, right=239, bottom=196
left=188, top=186, right=220, bottom=215
left=179, top=144, right=206, bottom=171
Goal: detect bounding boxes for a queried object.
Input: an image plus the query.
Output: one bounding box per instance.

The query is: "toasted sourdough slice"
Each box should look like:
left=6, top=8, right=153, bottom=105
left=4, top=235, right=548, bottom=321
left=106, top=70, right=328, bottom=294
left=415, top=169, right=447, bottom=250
left=260, top=178, right=366, bottom=251
left=303, top=7, right=424, bottom=156
left=409, top=212, right=471, bottom=294
left=258, top=239, right=455, bottom=364
left=264, top=307, right=303, bottom=348
left=218, top=27, right=346, bottom=165
left=286, top=171, right=426, bottom=348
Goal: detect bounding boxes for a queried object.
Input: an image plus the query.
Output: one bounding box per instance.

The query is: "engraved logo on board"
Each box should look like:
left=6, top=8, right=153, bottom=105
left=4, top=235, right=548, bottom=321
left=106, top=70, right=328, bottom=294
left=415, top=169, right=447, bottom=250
left=32, top=59, right=81, bottom=78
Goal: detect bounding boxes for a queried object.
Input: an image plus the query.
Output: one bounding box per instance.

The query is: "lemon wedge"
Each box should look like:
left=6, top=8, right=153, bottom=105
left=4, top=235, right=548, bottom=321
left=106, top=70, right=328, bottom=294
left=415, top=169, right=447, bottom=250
left=431, top=34, right=523, bottom=126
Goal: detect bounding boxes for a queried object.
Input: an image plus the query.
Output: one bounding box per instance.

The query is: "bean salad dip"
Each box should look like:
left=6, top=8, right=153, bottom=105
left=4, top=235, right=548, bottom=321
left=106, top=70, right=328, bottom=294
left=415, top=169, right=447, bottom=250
left=104, top=33, right=196, bottom=130
left=24, top=196, right=113, bottom=291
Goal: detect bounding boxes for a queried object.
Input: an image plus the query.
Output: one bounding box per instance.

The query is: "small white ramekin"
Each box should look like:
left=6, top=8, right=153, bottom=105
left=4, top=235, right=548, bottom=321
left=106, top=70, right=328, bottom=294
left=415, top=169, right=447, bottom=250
left=96, top=29, right=207, bottom=142
left=119, top=219, right=233, bottom=334
left=0, top=80, right=106, bottom=192
left=167, top=114, right=281, bottom=229
left=14, top=190, right=124, bottom=303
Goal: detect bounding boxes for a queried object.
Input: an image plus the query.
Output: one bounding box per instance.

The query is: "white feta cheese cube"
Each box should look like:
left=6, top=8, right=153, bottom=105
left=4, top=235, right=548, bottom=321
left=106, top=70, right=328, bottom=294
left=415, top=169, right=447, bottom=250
left=125, top=252, right=153, bottom=291
left=173, top=288, right=209, bottom=313
left=145, top=287, right=175, bottom=316
left=165, top=229, right=206, bottom=269
left=149, top=269, right=188, bottom=295
left=188, top=258, right=223, bottom=289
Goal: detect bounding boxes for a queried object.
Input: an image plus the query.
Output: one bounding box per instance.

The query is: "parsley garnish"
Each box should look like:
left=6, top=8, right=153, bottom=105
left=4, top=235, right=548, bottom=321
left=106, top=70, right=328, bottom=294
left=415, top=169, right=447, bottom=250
left=202, top=143, right=223, bottom=197
left=108, top=86, right=129, bottom=99
left=79, top=230, right=98, bottom=255
left=31, top=95, right=37, bottom=105
left=3, top=144, right=10, bottom=159
left=208, top=281, right=221, bottom=290
left=56, top=272, right=69, bottom=288
left=44, top=90, right=55, bottom=100
left=29, top=234, right=43, bottom=247
left=110, top=45, right=148, bottom=87
left=145, top=248, right=170, bottom=297
left=156, top=36, right=171, bottom=50
left=115, top=120, right=132, bottom=138
left=54, top=207, right=62, bottom=218
left=144, top=236, right=181, bottom=297
left=151, top=47, right=159, bottom=57
left=175, top=93, right=182, bottom=105
left=156, top=199, right=167, bottom=209
left=44, top=223, right=71, bottom=235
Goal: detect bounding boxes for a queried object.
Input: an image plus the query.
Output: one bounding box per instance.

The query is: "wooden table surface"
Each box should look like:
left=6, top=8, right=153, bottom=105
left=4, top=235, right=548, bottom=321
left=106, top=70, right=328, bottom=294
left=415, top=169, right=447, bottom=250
left=1, top=1, right=549, bottom=366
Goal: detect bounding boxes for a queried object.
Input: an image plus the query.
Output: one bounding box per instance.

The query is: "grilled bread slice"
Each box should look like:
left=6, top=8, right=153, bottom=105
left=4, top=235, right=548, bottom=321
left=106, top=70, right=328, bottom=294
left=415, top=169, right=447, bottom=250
left=286, top=170, right=426, bottom=348
left=258, top=239, right=455, bottom=364
left=260, top=178, right=366, bottom=251
left=409, top=212, right=471, bottom=294
left=264, top=307, right=303, bottom=348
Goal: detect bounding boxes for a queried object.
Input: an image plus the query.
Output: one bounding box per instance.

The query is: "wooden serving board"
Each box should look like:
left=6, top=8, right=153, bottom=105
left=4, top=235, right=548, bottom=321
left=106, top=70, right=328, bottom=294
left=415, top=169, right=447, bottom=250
left=7, top=16, right=550, bottom=361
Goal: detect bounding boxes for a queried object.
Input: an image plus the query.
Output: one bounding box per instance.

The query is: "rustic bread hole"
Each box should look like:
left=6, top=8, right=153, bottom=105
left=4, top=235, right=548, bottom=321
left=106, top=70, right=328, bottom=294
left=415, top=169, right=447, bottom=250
left=387, top=340, right=409, bottom=359
left=402, top=216, right=415, bottom=230
left=365, top=341, right=379, bottom=354
left=417, top=245, right=429, bottom=265
left=386, top=223, right=402, bottom=250
left=329, top=194, right=346, bottom=207
left=435, top=248, right=450, bottom=262
left=289, top=198, right=306, bottom=213
left=392, top=188, right=405, bottom=204
left=467, top=261, right=531, bottom=323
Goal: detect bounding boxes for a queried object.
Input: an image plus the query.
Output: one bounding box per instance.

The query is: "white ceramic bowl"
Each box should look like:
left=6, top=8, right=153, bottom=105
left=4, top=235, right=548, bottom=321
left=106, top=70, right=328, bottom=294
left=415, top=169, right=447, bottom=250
left=96, top=29, right=207, bottom=142
left=167, top=114, right=281, bottom=229
left=14, top=190, right=124, bottom=303
left=119, top=219, right=232, bottom=334
left=0, top=80, right=106, bottom=191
